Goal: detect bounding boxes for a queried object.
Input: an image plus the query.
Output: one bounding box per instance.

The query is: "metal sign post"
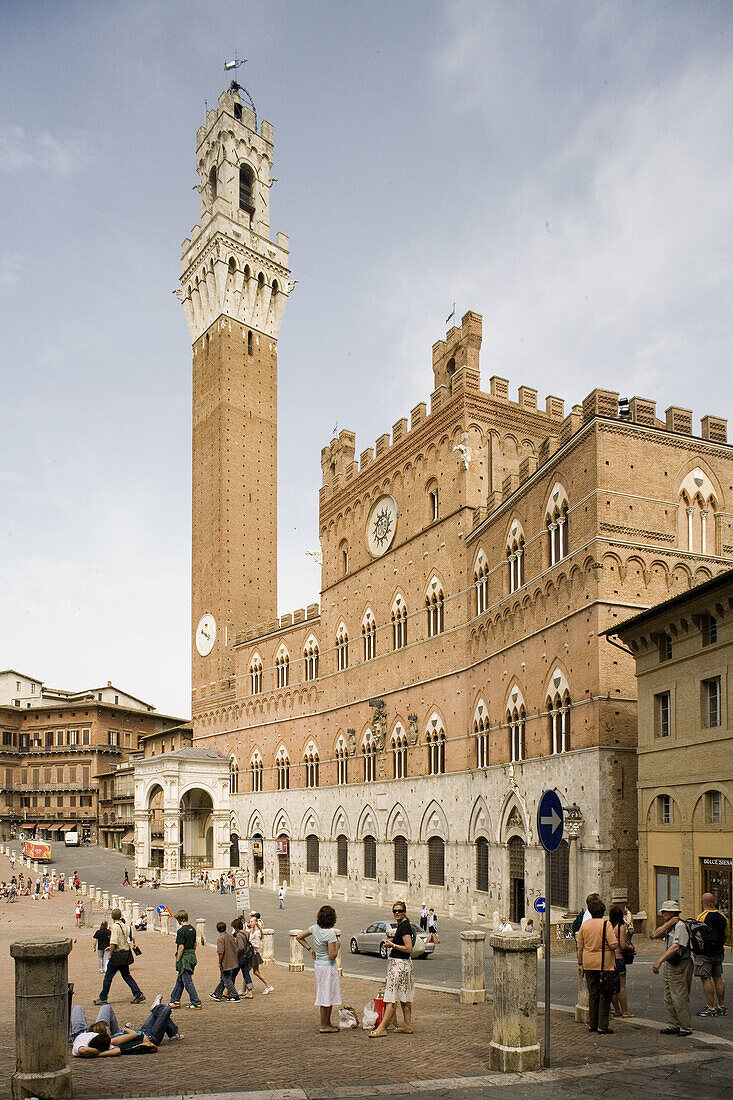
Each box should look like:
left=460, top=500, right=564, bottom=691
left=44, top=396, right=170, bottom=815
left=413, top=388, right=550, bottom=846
left=536, top=789, right=564, bottom=1069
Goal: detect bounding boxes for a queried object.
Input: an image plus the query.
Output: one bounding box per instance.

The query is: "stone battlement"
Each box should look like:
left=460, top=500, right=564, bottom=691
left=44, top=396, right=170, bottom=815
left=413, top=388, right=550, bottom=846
left=232, top=602, right=320, bottom=649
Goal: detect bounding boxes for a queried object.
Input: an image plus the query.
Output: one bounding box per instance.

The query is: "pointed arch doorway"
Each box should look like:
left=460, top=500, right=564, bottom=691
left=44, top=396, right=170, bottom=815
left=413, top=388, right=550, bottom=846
left=508, top=835, right=526, bottom=923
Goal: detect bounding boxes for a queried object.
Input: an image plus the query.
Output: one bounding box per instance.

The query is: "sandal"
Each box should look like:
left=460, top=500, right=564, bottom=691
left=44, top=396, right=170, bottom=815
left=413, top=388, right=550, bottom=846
left=369, top=1030, right=386, bottom=1038
left=394, top=1025, right=413, bottom=1034
left=319, top=1026, right=339, bottom=1033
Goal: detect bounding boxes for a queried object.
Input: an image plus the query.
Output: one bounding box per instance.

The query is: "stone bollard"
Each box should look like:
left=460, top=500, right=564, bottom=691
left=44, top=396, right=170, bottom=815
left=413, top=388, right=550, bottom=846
left=111, top=894, right=118, bottom=910
left=262, top=928, right=275, bottom=965
left=459, top=930, right=487, bottom=1004
left=160, top=913, right=168, bottom=935
left=32, top=862, right=38, bottom=874
left=132, top=902, right=140, bottom=925
left=167, top=916, right=176, bottom=936
left=289, top=930, right=304, bottom=972
left=81, top=882, right=87, bottom=896
left=88, top=886, right=95, bottom=901
left=102, top=892, right=109, bottom=909
left=377, top=889, right=383, bottom=908
left=492, top=910, right=499, bottom=931
left=11, top=936, right=72, bottom=1099
left=195, top=918, right=206, bottom=946
left=489, top=932, right=541, bottom=1072
left=575, top=975, right=589, bottom=1023
left=327, top=882, right=333, bottom=900
left=146, top=907, right=155, bottom=932
left=334, top=929, right=343, bottom=976
left=344, top=887, right=348, bottom=903
left=471, top=903, right=478, bottom=924
left=448, top=899, right=455, bottom=918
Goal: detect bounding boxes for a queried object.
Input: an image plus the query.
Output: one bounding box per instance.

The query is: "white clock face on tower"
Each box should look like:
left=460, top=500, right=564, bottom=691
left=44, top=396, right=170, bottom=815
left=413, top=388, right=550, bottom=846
left=195, top=613, right=217, bottom=657
left=366, top=495, right=399, bottom=557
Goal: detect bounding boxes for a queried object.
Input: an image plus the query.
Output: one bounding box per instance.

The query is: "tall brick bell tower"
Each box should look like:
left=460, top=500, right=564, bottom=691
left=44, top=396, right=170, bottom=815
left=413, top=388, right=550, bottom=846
left=178, top=84, right=290, bottom=703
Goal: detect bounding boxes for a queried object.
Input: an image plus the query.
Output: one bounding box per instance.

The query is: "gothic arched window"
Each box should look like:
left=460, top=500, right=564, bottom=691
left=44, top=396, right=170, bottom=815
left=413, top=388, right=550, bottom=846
left=476, top=836, right=489, bottom=893
left=506, top=521, right=526, bottom=593
left=303, top=637, right=319, bottom=682
left=391, top=595, right=408, bottom=650
left=336, top=623, right=349, bottom=671
left=426, top=581, right=445, bottom=638
left=392, top=724, right=408, bottom=779
left=363, top=731, right=376, bottom=782
left=393, top=835, right=408, bottom=882
left=474, top=551, right=489, bottom=615
left=276, top=647, right=290, bottom=688
left=304, top=742, right=319, bottom=788
left=276, top=746, right=290, bottom=791
left=336, top=834, right=348, bottom=877
left=428, top=835, right=445, bottom=886
left=362, top=610, right=377, bottom=661
left=545, top=484, right=570, bottom=565
left=306, top=834, right=319, bottom=874
left=426, top=715, right=446, bottom=775
left=363, top=835, right=377, bottom=879
left=250, top=655, right=263, bottom=695
left=239, top=163, right=255, bottom=213
left=250, top=750, right=262, bottom=793
left=336, top=735, right=349, bottom=785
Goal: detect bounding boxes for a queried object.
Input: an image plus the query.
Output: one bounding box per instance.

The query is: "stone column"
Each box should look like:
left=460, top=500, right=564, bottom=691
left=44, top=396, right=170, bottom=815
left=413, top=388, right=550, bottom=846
left=489, top=932, right=541, bottom=1072
left=289, top=930, right=304, bottom=972
left=102, top=891, right=109, bottom=909
left=11, top=936, right=72, bottom=1099
left=459, top=930, right=486, bottom=1004
left=262, top=928, right=274, bottom=965
left=195, top=918, right=206, bottom=946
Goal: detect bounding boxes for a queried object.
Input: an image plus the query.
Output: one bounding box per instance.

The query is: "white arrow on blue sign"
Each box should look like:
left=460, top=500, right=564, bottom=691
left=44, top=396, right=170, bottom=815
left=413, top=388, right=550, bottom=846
left=534, top=896, right=546, bottom=914
left=537, top=789, right=564, bottom=852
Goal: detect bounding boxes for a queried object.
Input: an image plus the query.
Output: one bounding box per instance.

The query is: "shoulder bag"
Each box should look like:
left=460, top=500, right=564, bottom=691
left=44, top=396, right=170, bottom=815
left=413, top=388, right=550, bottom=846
left=598, top=921, right=621, bottom=996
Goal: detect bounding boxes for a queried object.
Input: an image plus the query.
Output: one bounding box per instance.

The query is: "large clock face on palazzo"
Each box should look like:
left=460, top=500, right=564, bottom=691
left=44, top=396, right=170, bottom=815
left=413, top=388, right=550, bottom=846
left=195, top=612, right=217, bottom=657
left=366, top=495, right=398, bottom=557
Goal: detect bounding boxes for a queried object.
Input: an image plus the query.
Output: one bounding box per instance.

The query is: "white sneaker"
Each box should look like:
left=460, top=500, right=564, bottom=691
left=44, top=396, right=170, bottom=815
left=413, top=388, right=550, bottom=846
left=171, top=1032, right=184, bottom=1040
left=152, top=994, right=163, bottom=1008
left=263, top=986, right=274, bottom=994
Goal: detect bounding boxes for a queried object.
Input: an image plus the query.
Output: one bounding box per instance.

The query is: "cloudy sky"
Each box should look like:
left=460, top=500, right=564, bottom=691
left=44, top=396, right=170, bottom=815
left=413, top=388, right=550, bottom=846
left=1, top=1, right=731, bottom=717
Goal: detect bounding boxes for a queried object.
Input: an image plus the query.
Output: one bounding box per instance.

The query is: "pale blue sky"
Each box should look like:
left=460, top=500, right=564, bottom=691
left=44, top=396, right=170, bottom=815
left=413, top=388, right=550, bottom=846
left=1, top=1, right=732, bottom=716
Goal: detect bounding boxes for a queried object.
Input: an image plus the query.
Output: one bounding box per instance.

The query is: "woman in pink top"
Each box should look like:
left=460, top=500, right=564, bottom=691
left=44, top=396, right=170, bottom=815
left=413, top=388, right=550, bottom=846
left=577, top=896, right=618, bottom=1034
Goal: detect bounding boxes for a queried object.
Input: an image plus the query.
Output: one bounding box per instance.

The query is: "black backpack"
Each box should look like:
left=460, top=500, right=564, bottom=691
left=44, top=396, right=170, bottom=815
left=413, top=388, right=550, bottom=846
left=236, top=930, right=254, bottom=965
left=685, top=918, right=718, bottom=956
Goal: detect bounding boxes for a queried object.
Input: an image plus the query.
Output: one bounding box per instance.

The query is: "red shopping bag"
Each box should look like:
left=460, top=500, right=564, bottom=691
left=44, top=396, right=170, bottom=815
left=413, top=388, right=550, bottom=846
left=374, top=993, right=386, bottom=1025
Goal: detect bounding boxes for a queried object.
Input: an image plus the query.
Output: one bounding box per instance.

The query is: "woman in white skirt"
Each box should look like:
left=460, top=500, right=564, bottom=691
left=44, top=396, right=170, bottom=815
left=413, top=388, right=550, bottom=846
left=370, top=901, right=414, bottom=1037
left=296, top=905, right=342, bottom=1033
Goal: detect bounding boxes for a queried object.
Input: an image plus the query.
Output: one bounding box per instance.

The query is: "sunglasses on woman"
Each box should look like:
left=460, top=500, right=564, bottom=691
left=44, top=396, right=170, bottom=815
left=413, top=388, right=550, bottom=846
left=392, top=908, right=405, bottom=915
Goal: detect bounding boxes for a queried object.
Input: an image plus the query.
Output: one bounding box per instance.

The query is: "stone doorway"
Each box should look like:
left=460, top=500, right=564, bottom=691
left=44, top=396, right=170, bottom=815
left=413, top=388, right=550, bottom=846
left=509, top=836, right=525, bottom=923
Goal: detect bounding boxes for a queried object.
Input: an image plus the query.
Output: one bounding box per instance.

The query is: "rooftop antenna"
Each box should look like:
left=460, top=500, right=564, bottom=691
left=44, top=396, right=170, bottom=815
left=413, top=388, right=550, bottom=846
left=224, top=56, right=257, bottom=129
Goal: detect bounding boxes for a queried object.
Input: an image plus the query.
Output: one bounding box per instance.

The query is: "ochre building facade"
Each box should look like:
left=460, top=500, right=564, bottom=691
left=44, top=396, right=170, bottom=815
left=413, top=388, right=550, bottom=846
left=175, top=84, right=733, bottom=920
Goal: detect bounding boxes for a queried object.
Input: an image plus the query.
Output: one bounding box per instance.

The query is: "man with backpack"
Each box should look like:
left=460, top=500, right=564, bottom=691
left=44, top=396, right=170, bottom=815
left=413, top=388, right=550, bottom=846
left=693, top=892, right=728, bottom=1017
left=652, top=900, right=693, bottom=1035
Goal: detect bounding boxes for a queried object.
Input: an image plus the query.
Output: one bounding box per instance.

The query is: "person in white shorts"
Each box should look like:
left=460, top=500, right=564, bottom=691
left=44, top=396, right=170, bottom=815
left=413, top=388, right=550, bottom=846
left=296, top=905, right=342, bottom=1033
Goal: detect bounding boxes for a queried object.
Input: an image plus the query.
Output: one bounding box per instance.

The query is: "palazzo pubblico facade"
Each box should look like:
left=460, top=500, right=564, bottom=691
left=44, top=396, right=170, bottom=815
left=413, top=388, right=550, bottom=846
left=133, top=84, right=733, bottom=922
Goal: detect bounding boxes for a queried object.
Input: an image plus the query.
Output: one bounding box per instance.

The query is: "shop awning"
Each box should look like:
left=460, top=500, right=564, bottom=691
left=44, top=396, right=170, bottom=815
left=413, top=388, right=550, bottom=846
left=34, top=823, right=50, bottom=830
left=121, top=831, right=134, bottom=843
left=61, top=824, right=76, bottom=832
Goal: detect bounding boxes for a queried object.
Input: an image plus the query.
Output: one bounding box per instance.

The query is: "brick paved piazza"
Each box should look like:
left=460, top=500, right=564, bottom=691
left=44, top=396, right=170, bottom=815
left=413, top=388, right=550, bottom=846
left=0, top=849, right=730, bottom=1098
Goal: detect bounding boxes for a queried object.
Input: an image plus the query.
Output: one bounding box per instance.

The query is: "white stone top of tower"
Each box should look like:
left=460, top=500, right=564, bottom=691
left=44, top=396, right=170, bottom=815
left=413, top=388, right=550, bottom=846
left=177, top=86, right=291, bottom=344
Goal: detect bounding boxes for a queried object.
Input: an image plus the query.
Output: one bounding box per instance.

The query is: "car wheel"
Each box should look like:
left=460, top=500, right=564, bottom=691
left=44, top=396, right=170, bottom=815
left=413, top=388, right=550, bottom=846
left=350, top=938, right=359, bottom=954
left=379, top=941, right=388, bottom=959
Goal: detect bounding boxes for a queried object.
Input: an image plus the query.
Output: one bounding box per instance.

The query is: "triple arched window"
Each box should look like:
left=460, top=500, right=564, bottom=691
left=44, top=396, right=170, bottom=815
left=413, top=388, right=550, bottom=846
left=392, top=595, right=408, bottom=650
left=229, top=757, right=239, bottom=794
left=303, top=637, right=319, bottom=682
left=362, top=610, right=377, bottom=661
left=250, top=655, right=263, bottom=695
left=474, top=703, right=490, bottom=768
left=507, top=694, right=526, bottom=763
left=547, top=672, right=572, bottom=754
left=276, top=646, right=290, bottom=689
left=363, top=731, right=377, bottom=782
left=336, top=735, right=349, bottom=785
left=546, top=484, right=570, bottom=565
left=474, top=551, right=489, bottom=615
left=426, top=715, right=446, bottom=775
left=392, top=723, right=408, bottom=779
left=678, top=468, right=718, bottom=555
left=304, top=742, right=319, bottom=788
left=426, top=579, right=445, bottom=637
left=250, top=750, right=263, bottom=793
left=276, top=746, right=290, bottom=791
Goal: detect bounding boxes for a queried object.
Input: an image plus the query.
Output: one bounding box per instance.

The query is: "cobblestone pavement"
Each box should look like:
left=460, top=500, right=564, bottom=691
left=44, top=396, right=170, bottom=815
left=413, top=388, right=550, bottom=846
left=0, top=852, right=730, bottom=1099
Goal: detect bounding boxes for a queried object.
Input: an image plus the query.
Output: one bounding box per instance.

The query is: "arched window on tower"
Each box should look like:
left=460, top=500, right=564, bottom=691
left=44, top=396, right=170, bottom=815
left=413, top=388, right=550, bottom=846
left=506, top=521, right=526, bottom=593
left=547, top=671, right=572, bottom=754
left=239, top=163, right=255, bottom=214
left=363, top=730, right=377, bottom=782
left=362, top=610, right=377, bottom=661
left=426, top=578, right=445, bottom=637
left=336, top=623, right=349, bottom=671
left=426, top=714, right=446, bottom=775
left=250, top=750, right=263, bottom=793
left=303, top=636, right=319, bottom=682
left=677, top=468, right=718, bottom=555
left=276, top=646, right=290, bottom=688
left=474, top=551, right=489, bottom=615
left=304, top=741, right=319, bottom=788
left=391, top=594, right=408, bottom=650
left=229, top=756, right=239, bottom=794
left=208, top=165, right=217, bottom=202
left=339, top=539, right=349, bottom=576
left=276, top=746, right=290, bottom=791
left=336, top=734, right=349, bottom=785
left=426, top=479, right=439, bottom=523
left=545, top=484, right=570, bottom=565
left=474, top=702, right=490, bottom=768
left=392, top=723, right=408, bottom=779
left=247, top=330, right=253, bottom=355
left=250, top=655, right=263, bottom=695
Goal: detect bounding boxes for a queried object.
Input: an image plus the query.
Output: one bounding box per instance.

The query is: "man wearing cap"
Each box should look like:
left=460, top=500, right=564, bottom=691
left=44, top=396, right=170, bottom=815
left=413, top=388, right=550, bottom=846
left=652, top=900, right=693, bottom=1035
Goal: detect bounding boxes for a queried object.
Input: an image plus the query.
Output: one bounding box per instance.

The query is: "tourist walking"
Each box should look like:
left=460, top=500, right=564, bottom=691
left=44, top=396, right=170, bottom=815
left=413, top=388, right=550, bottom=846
left=229, top=917, right=254, bottom=998
left=695, top=892, right=728, bottom=1017
left=210, top=921, right=241, bottom=1001
left=169, top=909, right=201, bottom=1009
left=609, top=904, right=634, bottom=1018
left=246, top=912, right=275, bottom=993
left=94, top=907, right=145, bottom=1006
left=419, top=903, right=428, bottom=932
left=576, top=895, right=619, bottom=1034
left=428, top=909, right=440, bottom=942
left=652, top=900, right=693, bottom=1036
left=370, top=901, right=414, bottom=1037
left=278, top=884, right=286, bottom=909
left=122, top=869, right=130, bottom=886
left=75, top=900, right=85, bottom=927
left=93, top=921, right=111, bottom=973
left=296, top=904, right=342, bottom=1033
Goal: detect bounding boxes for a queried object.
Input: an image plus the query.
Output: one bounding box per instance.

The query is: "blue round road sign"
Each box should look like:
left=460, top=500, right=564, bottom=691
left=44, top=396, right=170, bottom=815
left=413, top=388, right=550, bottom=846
left=534, top=896, right=546, bottom=914
left=537, top=789, right=564, bottom=852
